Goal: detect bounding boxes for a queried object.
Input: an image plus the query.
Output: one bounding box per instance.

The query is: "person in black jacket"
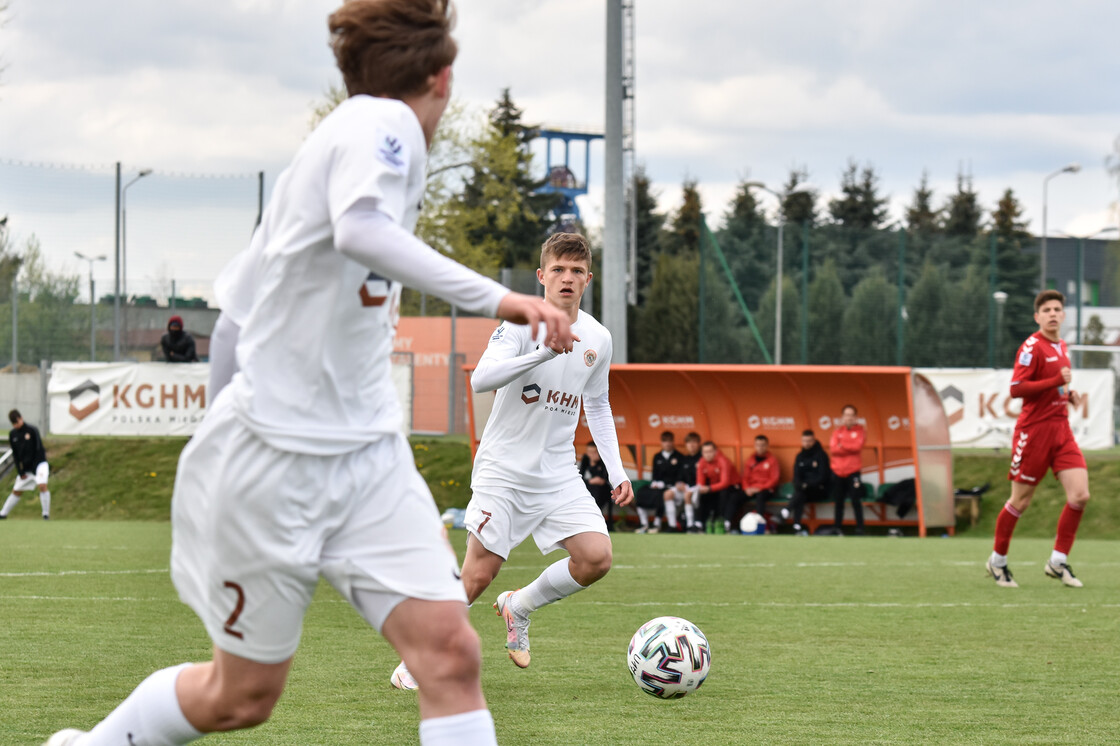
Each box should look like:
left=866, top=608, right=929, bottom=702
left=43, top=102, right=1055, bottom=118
left=579, top=441, right=614, bottom=530
left=781, top=429, right=830, bottom=535
left=636, top=431, right=682, bottom=533
left=0, top=409, right=51, bottom=520
left=160, top=315, right=199, bottom=363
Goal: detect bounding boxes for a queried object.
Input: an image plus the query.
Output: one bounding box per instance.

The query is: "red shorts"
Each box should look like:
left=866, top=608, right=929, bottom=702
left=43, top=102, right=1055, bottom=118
left=1008, top=418, right=1085, bottom=484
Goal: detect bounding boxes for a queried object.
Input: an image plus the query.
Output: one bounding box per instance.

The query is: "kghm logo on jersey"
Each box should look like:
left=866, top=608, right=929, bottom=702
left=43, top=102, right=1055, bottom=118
left=584, top=348, right=597, bottom=367
left=521, top=384, right=541, bottom=404
left=359, top=271, right=390, bottom=307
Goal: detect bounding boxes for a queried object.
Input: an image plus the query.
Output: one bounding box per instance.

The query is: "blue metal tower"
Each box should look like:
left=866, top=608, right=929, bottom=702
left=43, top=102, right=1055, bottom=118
left=535, top=129, right=602, bottom=230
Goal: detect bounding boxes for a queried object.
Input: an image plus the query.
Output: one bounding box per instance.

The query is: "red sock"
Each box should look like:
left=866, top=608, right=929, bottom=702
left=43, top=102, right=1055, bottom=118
left=1054, top=502, right=1085, bottom=555
left=993, top=501, right=1022, bottom=556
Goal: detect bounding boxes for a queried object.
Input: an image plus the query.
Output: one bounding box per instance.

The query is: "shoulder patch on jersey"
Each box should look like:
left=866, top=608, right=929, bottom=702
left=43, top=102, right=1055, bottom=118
left=584, top=348, right=597, bottom=367
left=376, top=128, right=408, bottom=174
left=1018, top=351, right=1033, bottom=366
left=491, top=324, right=506, bottom=342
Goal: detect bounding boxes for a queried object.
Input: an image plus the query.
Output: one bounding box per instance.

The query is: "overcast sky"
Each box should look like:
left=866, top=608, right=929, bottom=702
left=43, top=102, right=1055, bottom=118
left=1, top=0, right=1118, bottom=301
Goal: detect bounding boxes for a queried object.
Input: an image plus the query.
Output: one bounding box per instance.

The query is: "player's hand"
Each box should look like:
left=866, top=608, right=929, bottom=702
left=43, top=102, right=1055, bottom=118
left=496, top=293, right=577, bottom=353
left=612, top=481, right=635, bottom=507
left=1069, top=390, right=1082, bottom=407
left=1060, top=366, right=1072, bottom=384
left=675, top=481, right=687, bottom=492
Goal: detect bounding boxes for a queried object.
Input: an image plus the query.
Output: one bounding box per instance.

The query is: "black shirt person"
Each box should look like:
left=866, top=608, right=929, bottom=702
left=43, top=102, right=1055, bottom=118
left=0, top=409, right=51, bottom=519
left=160, top=315, right=199, bottom=362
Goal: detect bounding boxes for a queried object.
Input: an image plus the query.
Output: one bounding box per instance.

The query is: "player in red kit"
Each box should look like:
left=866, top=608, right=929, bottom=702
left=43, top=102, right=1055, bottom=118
left=987, top=290, right=1089, bottom=588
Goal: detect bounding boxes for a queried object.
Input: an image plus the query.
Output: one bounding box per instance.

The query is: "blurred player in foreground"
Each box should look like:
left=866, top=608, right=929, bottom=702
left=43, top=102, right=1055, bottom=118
left=45, top=2, right=575, bottom=745
left=987, top=290, right=1089, bottom=589
left=391, top=232, right=633, bottom=690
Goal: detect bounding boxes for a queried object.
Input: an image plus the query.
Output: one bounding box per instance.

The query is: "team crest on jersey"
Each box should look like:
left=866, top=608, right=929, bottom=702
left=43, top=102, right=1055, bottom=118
left=359, top=272, right=391, bottom=307
left=377, top=129, right=408, bottom=173
left=584, top=349, right=597, bottom=367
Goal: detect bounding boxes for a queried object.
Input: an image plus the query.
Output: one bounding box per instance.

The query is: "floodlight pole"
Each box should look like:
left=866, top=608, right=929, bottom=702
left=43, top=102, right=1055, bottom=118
left=604, top=0, right=627, bottom=361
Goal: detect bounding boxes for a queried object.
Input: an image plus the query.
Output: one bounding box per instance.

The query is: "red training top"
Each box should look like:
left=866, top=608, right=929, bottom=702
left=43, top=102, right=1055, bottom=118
left=829, top=424, right=865, bottom=478
left=1010, top=331, right=1071, bottom=428
left=743, top=452, right=781, bottom=492
left=696, top=450, right=740, bottom=492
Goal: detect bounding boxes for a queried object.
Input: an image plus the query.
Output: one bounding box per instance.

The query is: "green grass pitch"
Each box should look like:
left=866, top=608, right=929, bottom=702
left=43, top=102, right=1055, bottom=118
left=3, top=522, right=1119, bottom=744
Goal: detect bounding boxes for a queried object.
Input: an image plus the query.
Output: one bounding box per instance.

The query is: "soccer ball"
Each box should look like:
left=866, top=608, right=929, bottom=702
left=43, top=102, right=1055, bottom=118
left=627, top=616, right=711, bottom=699
left=739, top=511, right=766, bottom=535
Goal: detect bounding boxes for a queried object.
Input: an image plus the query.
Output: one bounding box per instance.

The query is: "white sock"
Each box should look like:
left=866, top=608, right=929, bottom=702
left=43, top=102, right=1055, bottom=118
left=419, top=709, right=496, bottom=746
left=78, top=663, right=202, bottom=745
left=664, top=500, right=678, bottom=528
left=684, top=502, right=694, bottom=526
left=1050, top=550, right=1068, bottom=566
left=40, top=491, right=51, bottom=516
left=637, top=507, right=649, bottom=527
left=514, top=558, right=587, bottom=615
left=989, top=551, right=1007, bottom=568
left=1, top=494, right=19, bottom=517
left=651, top=515, right=661, bottom=528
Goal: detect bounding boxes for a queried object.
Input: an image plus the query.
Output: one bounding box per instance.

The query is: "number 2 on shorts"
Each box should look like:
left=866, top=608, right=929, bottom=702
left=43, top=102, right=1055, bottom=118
left=222, top=581, right=246, bottom=639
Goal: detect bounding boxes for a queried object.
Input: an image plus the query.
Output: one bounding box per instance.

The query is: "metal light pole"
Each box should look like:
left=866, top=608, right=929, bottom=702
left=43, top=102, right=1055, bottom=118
left=1040, top=163, right=1080, bottom=292
left=993, top=291, right=1008, bottom=367
left=75, top=252, right=107, bottom=361
left=120, top=168, right=152, bottom=360
left=744, top=181, right=813, bottom=365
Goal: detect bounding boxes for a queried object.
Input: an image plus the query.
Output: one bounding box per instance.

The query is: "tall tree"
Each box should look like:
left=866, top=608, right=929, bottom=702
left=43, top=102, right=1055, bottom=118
left=807, top=260, right=846, bottom=364
left=662, top=178, right=703, bottom=257
left=935, top=267, right=989, bottom=366
left=991, top=188, right=1030, bottom=240
left=942, top=172, right=982, bottom=240
left=628, top=165, right=665, bottom=306
left=717, top=179, right=771, bottom=309
left=903, top=262, right=948, bottom=366
left=780, top=166, right=818, bottom=227
left=631, top=252, right=699, bottom=363
left=1081, top=315, right=1112, bottom=368
left=906, top=171, right=940, bottom=237
left=828, top=160, right=888, bottom=232
left=986, top=189, right=1038, bottom=361
left=841, top=270, right=898, bottom=365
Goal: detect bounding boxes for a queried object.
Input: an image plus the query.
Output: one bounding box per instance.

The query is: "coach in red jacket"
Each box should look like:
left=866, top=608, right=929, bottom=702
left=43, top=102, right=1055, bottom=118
left=743, top=434, right=781, bottom=519
left=696, top=441, right=743, bottom=533
left=829, top=404, right=866, bottom=535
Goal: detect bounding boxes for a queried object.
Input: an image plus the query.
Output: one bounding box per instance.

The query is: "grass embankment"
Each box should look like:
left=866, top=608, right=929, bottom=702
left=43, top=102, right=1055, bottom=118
left=5, top=437, right=1119, bottom=538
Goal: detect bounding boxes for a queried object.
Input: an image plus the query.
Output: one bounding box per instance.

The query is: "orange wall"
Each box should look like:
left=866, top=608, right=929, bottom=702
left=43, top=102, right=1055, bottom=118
left=395, top=317, right=498, bottom=433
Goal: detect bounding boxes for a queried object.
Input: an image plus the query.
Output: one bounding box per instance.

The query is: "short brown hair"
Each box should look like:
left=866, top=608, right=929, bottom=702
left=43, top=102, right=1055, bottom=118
left=329, top=0, right=458, bottom=99
left=1034, top=289, right=1065, bottom=312
left=540, top=232, right=592, bottom=270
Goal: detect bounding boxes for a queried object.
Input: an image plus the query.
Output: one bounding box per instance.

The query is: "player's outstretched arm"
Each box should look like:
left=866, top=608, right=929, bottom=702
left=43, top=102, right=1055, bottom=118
left=495, top=294, right=576, bottom=353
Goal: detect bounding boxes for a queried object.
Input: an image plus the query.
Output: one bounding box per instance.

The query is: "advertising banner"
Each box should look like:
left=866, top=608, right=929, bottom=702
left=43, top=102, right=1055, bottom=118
left=917, top=367, right=1115, bottom=450
left=49, top=361, right=414, bottom=436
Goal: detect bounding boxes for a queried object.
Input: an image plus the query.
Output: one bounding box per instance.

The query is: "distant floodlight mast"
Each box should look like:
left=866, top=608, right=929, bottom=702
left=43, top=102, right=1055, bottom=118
left=604, top=0, right=627, bottom=361
left=75, top=252, right=107, bottom=361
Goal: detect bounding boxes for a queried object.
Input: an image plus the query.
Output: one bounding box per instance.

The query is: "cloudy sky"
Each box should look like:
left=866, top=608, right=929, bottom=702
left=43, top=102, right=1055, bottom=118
left=1, top=0, right=1118, bottom=302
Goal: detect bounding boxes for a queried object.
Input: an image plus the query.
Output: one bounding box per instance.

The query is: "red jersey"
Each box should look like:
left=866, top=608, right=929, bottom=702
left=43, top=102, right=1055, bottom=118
left=743, top=452, right=781, bottom=492
left=696, top=451, right=740, bottom=492
left=829, top=425, right=865, bottom=478
left=1010, top=332, right=1071, bottom=428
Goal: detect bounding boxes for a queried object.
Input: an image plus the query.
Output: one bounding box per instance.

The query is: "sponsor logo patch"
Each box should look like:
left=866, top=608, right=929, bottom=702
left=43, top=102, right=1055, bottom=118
left=377, top=129, right=408, bottom=173
left=1018, top=351, right=1033, bottom=366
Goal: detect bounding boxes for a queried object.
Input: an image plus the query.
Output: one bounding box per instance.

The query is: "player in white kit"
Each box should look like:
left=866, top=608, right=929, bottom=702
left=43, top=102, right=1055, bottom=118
left=390, top=232, right=632, bottom=689
left=44, top=2, right=575, bottom=745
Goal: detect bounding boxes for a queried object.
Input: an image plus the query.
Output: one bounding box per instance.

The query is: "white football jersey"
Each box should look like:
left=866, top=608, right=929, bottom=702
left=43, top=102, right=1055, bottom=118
left=472, top=310, right=613, bottom=492
left=226, top=95, right=426, bottom=454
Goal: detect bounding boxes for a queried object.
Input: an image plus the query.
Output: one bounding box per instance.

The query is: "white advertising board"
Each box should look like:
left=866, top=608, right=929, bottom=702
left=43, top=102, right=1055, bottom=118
left=917, top=367, right=1114, bottom=450
left=49, top=362, right=413, bottom=436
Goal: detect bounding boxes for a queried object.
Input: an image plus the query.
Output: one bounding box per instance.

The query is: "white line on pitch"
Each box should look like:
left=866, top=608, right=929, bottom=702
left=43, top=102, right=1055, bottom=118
left=0, top=568, right=168, bottom=578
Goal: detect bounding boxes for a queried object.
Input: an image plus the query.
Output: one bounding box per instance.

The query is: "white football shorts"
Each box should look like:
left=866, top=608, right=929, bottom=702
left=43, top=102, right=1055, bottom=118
left=170, top=400, right=465, bottom=664
left=13, top=461, right=49, bottom=492
left=464, top=478, right=609, bottom=560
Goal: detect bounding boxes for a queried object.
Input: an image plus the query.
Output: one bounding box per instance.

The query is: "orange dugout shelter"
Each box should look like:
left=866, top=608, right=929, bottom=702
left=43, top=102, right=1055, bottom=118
left=467, top=364, right=954, bottom=537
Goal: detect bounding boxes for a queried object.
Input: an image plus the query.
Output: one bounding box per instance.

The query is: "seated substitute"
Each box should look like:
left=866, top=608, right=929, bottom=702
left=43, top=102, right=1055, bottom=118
left=742, top=434, right=780, bottom=522
left=635, top=430, right=682, bottom=533
left=781, top=429, right=830, bottom=535
left=579, top=442, right=614, bottom=531
left=668, top=431, right=702, bottom=532
left=695, top=441, right=743, bottom=534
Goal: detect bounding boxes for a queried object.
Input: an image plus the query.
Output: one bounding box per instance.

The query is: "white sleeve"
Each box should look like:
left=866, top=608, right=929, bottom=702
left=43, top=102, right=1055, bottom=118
left=214, top=228, right=265, bottom=327
left=207, top=313, right=240, bottom=399
left=470, top=322, right=556, bottom=393
left=327, top=106, right=415, bottom=225
left=335, top=206, right=509, bottom=318
left=584, top=391, right=628, bottom=488
left=585, top=333, right=613, bottom=398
